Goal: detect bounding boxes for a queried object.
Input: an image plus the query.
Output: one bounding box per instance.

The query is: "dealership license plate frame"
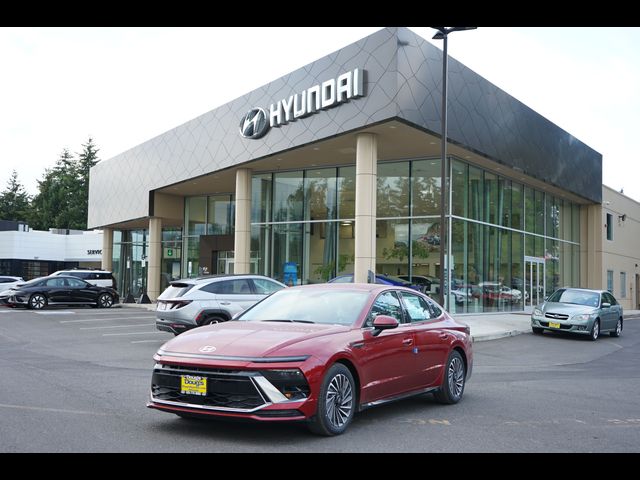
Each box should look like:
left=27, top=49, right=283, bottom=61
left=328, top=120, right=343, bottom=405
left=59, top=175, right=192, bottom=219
left=548, top=321, right=561, bottom=329
left=181, top=375, right=207, bottom=396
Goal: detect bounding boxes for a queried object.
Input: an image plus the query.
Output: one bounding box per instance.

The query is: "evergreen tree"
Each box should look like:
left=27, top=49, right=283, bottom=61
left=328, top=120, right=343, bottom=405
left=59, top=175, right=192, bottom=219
left=0, top=170, right=31, bottom=221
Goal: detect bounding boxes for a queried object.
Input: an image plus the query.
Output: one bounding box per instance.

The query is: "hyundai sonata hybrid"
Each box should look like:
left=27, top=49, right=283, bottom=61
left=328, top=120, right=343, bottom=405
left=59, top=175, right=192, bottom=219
left=148, top=283, right=473, bottom=436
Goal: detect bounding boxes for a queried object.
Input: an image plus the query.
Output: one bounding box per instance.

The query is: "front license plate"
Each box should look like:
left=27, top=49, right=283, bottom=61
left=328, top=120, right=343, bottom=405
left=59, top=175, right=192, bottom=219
left=548, top=321, right=561, bottom=329
left=181, top=375, right=207, bottom=396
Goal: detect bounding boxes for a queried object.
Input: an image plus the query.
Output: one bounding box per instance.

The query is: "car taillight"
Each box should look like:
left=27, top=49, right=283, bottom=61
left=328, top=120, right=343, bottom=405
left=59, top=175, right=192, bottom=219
left=168, top=300, right=192, bottom=309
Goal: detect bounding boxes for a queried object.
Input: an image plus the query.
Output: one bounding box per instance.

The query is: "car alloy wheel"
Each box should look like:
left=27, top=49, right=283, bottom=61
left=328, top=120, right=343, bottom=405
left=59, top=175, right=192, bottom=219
left=434, top=350, right=466, bottom=404
left=98, top=293, right=113, bottom=308
left=29, top=294, right=47, bottom=310
left=590, top=320, right=600, bottom=341
left=610, top=319, right=622, bottom=338
left=309, top=363, right=355, bottom=436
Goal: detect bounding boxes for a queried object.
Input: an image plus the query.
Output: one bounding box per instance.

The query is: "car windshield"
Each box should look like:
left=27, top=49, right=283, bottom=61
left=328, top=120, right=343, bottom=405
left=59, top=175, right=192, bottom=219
left=238, top=288, right=370, bottom=326
left=548, top=289, right=600, bottom=307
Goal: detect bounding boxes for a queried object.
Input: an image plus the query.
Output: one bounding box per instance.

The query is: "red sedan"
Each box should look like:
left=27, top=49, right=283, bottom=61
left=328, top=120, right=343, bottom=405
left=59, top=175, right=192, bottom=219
left=148, top=283, right=473, bottom=436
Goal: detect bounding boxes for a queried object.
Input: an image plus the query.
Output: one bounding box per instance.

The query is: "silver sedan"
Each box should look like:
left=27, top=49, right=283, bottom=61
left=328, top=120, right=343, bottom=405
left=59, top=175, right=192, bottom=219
left=531, top=288, right=623, bottom=341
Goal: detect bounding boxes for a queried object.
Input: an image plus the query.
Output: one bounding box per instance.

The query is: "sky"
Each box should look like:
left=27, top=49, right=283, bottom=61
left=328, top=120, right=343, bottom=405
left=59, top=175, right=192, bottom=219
left=1, top=27, right=639, bottom=203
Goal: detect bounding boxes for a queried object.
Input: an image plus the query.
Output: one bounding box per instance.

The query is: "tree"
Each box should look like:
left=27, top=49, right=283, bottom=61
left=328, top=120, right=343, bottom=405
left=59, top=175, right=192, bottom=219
left=29, top=138, right=100, bottom=231
left=0, top=170, right=31, bottom=221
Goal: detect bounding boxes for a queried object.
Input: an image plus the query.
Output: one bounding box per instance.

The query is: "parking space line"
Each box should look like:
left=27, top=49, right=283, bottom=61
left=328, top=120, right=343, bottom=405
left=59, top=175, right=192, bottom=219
left=60, top=316, right=155, bottom=324
left=80, top=323, right=155, bottom=330
left=34, top=311, right=76, bottom=315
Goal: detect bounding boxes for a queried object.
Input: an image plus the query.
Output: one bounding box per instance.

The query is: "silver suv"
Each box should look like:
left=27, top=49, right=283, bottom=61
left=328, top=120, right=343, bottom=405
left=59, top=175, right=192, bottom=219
left=155, top=274, right=286, bottom=335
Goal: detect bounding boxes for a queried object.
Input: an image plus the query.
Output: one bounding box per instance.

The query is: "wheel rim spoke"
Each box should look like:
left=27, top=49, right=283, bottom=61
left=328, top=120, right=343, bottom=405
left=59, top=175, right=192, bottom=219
left=326, top=373, right=353, bottom=428
left=448, top=357, right=465, bottom=398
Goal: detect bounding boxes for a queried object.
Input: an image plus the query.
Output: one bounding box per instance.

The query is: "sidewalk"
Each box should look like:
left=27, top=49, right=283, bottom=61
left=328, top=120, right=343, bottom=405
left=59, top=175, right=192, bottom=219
left=119, top=302, right=640, bottom=342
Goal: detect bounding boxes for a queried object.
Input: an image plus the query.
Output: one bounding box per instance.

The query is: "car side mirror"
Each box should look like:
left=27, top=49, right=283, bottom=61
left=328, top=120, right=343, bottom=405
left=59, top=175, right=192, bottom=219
left=372, top=315, right=399, bottom=337
left=602, top=302, right=611, bottom=308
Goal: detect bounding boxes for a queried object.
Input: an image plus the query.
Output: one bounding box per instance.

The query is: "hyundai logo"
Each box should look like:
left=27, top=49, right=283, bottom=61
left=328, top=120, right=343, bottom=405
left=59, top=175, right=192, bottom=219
left=239, top=107, right=269, bottom=139
left=199, top=345, right=217, bottom=353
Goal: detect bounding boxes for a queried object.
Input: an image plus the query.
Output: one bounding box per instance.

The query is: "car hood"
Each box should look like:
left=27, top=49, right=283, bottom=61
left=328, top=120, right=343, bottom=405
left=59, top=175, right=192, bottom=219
left=541, top=302, right=598, bottom=315
left=158, top=320, right=349, bottom=359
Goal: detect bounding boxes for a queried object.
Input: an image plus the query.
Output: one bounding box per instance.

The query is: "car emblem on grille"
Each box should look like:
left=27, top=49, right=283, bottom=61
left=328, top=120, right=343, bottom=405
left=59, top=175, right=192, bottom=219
left=239, top=107, right=269, bottom=139
left=199, top=345, right=217, bottom=353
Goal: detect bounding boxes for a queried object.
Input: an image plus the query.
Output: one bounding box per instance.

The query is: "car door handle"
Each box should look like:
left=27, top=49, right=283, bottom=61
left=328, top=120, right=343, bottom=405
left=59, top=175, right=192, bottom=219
left=402, top=338, right=413, bottom=346
left=219, top=302, right=231, bottom=305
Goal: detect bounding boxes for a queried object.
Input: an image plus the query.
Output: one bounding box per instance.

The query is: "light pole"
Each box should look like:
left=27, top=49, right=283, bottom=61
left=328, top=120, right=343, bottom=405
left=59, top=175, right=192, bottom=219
left=431, top=27, right=476, bottom=308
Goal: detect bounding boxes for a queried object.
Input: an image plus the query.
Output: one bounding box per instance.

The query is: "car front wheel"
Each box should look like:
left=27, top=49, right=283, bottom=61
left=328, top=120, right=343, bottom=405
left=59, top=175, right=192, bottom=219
left=434, top=350, right=466, bottom=404
left=28, top=293, right=47, bottom=310
left=308, top=363, right=356, bottom=436
left=589, top=319, right=600, bottom=341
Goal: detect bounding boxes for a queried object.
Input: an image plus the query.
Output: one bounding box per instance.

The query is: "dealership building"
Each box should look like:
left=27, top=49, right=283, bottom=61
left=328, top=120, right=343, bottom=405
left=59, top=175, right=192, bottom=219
left=88, top=27, right=640, bottom=312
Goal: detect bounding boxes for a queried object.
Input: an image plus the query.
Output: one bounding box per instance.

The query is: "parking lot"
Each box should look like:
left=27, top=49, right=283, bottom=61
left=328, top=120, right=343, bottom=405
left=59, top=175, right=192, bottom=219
left=1, top=305, right=640, bottom=452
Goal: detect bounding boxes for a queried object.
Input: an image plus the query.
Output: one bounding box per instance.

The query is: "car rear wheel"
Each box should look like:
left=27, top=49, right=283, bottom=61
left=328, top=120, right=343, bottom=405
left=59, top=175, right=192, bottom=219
left=308, top=363, right=355, bottom=436
left=434, top=350, right=466, bottom=404
left=610, top=318, right=622, bottom=338
left=200, top=315, right=225, bottom=326
left=28, top=293, right=47, bottom=310
left=97, top=293, right=114, bottom=308
left=589, top=319, right=600, bottom=341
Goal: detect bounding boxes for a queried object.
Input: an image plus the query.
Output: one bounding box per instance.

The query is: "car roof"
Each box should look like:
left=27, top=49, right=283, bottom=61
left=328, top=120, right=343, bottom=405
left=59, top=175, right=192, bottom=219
left=287, top=283, right=418, bottom=294
left=558, top=287, right=606, bottom=294
left=173, top=274, right=284, bottom=285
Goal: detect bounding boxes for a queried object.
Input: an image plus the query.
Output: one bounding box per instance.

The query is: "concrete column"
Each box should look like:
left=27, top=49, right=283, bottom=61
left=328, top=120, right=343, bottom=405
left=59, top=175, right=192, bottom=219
left=147, top=217, right=162, bottom=301
left=234, top=168, right=252, bottom=274
left=101, top=227, right=113, bottom=272
left=354, top=133, right=378, bottom=283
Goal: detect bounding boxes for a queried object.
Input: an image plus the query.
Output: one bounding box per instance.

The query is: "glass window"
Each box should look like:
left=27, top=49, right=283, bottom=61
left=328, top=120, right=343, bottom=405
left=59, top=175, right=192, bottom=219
left=377, top=161, right=410, bottom=218
left=607, top=270, right=614, bottom=293
left=252, top=278, right=284, bottom=295
left=451, top=159, right=467, bottom=218
left=305, top=168, right=337, bottom=221
left=606, top=213, right=614, bottom=241
left=524, top=187, right=534, bottom=233
left=376, top=219, right=410, bottom=278
left=510, top=182, right=523, bottom=230
left=399, top=291, right=432, bottom=322
left=365, top=291, right=404, bottom=327
left=251, top=224, right=271, bottom=277
left=498, top=178, right=511, bottom=227
left=412, top=159, right=441, bottom=216
left=273, top=171, right=303, bottom=222
left=252, top=174, right=272, bottom=224
left=186, top=197, right=207, bottom=236
left=208, top=195, right=233, bottom=235
left=203, top=279, right=252, bottom=295
left=620, top=272, right=627, bottom=298
left=484, top=172, right=498, bottom=225
left=272, top=223, right=303, bottom=285
left=67, top=278, right=86, bottom=288
left=337, top=166, right=355, bottom=219
left=468, top=165, right=483, bottom=221
left=571, top=203, right=581, bottom=243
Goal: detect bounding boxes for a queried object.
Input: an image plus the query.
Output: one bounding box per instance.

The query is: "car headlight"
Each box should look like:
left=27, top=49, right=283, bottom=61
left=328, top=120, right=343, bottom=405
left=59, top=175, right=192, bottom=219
left=259, top=369, right=310, bottom=401
left=572, top=313, right=591, bottom=322
left=533, top=308, right=543, bottom=317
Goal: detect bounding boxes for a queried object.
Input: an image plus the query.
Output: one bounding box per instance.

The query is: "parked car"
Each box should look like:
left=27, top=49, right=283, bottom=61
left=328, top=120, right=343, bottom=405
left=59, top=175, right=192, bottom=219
left=50, top=269, right=117, bottom=291
left=0, top=275, right=24, bottom=295
left=155, top=274, right=287, bottom=335
left=5, top=275, right=119, bottom=309
left=329, top=273, right=422, bottom=292
left=530, top=288, right=623, bottom=341
left=148, top=283, right=473, bottom=436
left=397, top=275, right=440, bottom=295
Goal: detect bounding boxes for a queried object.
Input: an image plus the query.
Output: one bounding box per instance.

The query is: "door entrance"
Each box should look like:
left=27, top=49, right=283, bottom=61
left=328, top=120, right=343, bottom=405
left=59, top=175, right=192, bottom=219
left=524, top=256, right=545, bottom=311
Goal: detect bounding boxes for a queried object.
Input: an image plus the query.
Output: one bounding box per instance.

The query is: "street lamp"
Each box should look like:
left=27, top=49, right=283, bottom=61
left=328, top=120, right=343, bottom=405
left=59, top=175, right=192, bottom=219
left=430, top=27, right=476, bottom=308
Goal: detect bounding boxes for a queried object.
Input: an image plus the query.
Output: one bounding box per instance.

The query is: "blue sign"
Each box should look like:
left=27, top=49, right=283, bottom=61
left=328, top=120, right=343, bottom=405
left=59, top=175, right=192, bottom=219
left=283, top=262, right=298, bottom=286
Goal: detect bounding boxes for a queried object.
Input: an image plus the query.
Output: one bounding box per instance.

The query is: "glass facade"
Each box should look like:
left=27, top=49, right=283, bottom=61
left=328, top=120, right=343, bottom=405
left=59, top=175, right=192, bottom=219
left=112, top=229, right=149, bottom=298
left=249, top=157, right=581, bottom=312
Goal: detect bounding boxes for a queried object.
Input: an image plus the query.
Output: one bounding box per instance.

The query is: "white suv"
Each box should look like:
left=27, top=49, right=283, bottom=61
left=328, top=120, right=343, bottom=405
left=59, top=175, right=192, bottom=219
left=0, top=275, right=25, bottom=295
left=50, top=269, right=117, bottom=291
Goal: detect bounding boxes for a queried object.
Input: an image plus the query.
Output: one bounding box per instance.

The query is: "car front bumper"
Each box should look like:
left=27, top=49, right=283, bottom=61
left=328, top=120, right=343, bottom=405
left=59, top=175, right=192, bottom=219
left=531, top=316, right=591, bottom=335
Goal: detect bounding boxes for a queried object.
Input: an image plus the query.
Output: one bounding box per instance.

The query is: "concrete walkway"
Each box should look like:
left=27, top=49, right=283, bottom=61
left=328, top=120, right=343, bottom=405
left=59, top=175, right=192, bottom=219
left=120, top=301, right=640, bottom=342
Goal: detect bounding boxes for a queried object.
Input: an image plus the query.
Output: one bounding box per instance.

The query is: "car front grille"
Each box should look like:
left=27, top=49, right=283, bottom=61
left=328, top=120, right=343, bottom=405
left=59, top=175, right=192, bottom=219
left=151, top=365, right=266, bottom=412
left=545, top=312, right=569, bottom=320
